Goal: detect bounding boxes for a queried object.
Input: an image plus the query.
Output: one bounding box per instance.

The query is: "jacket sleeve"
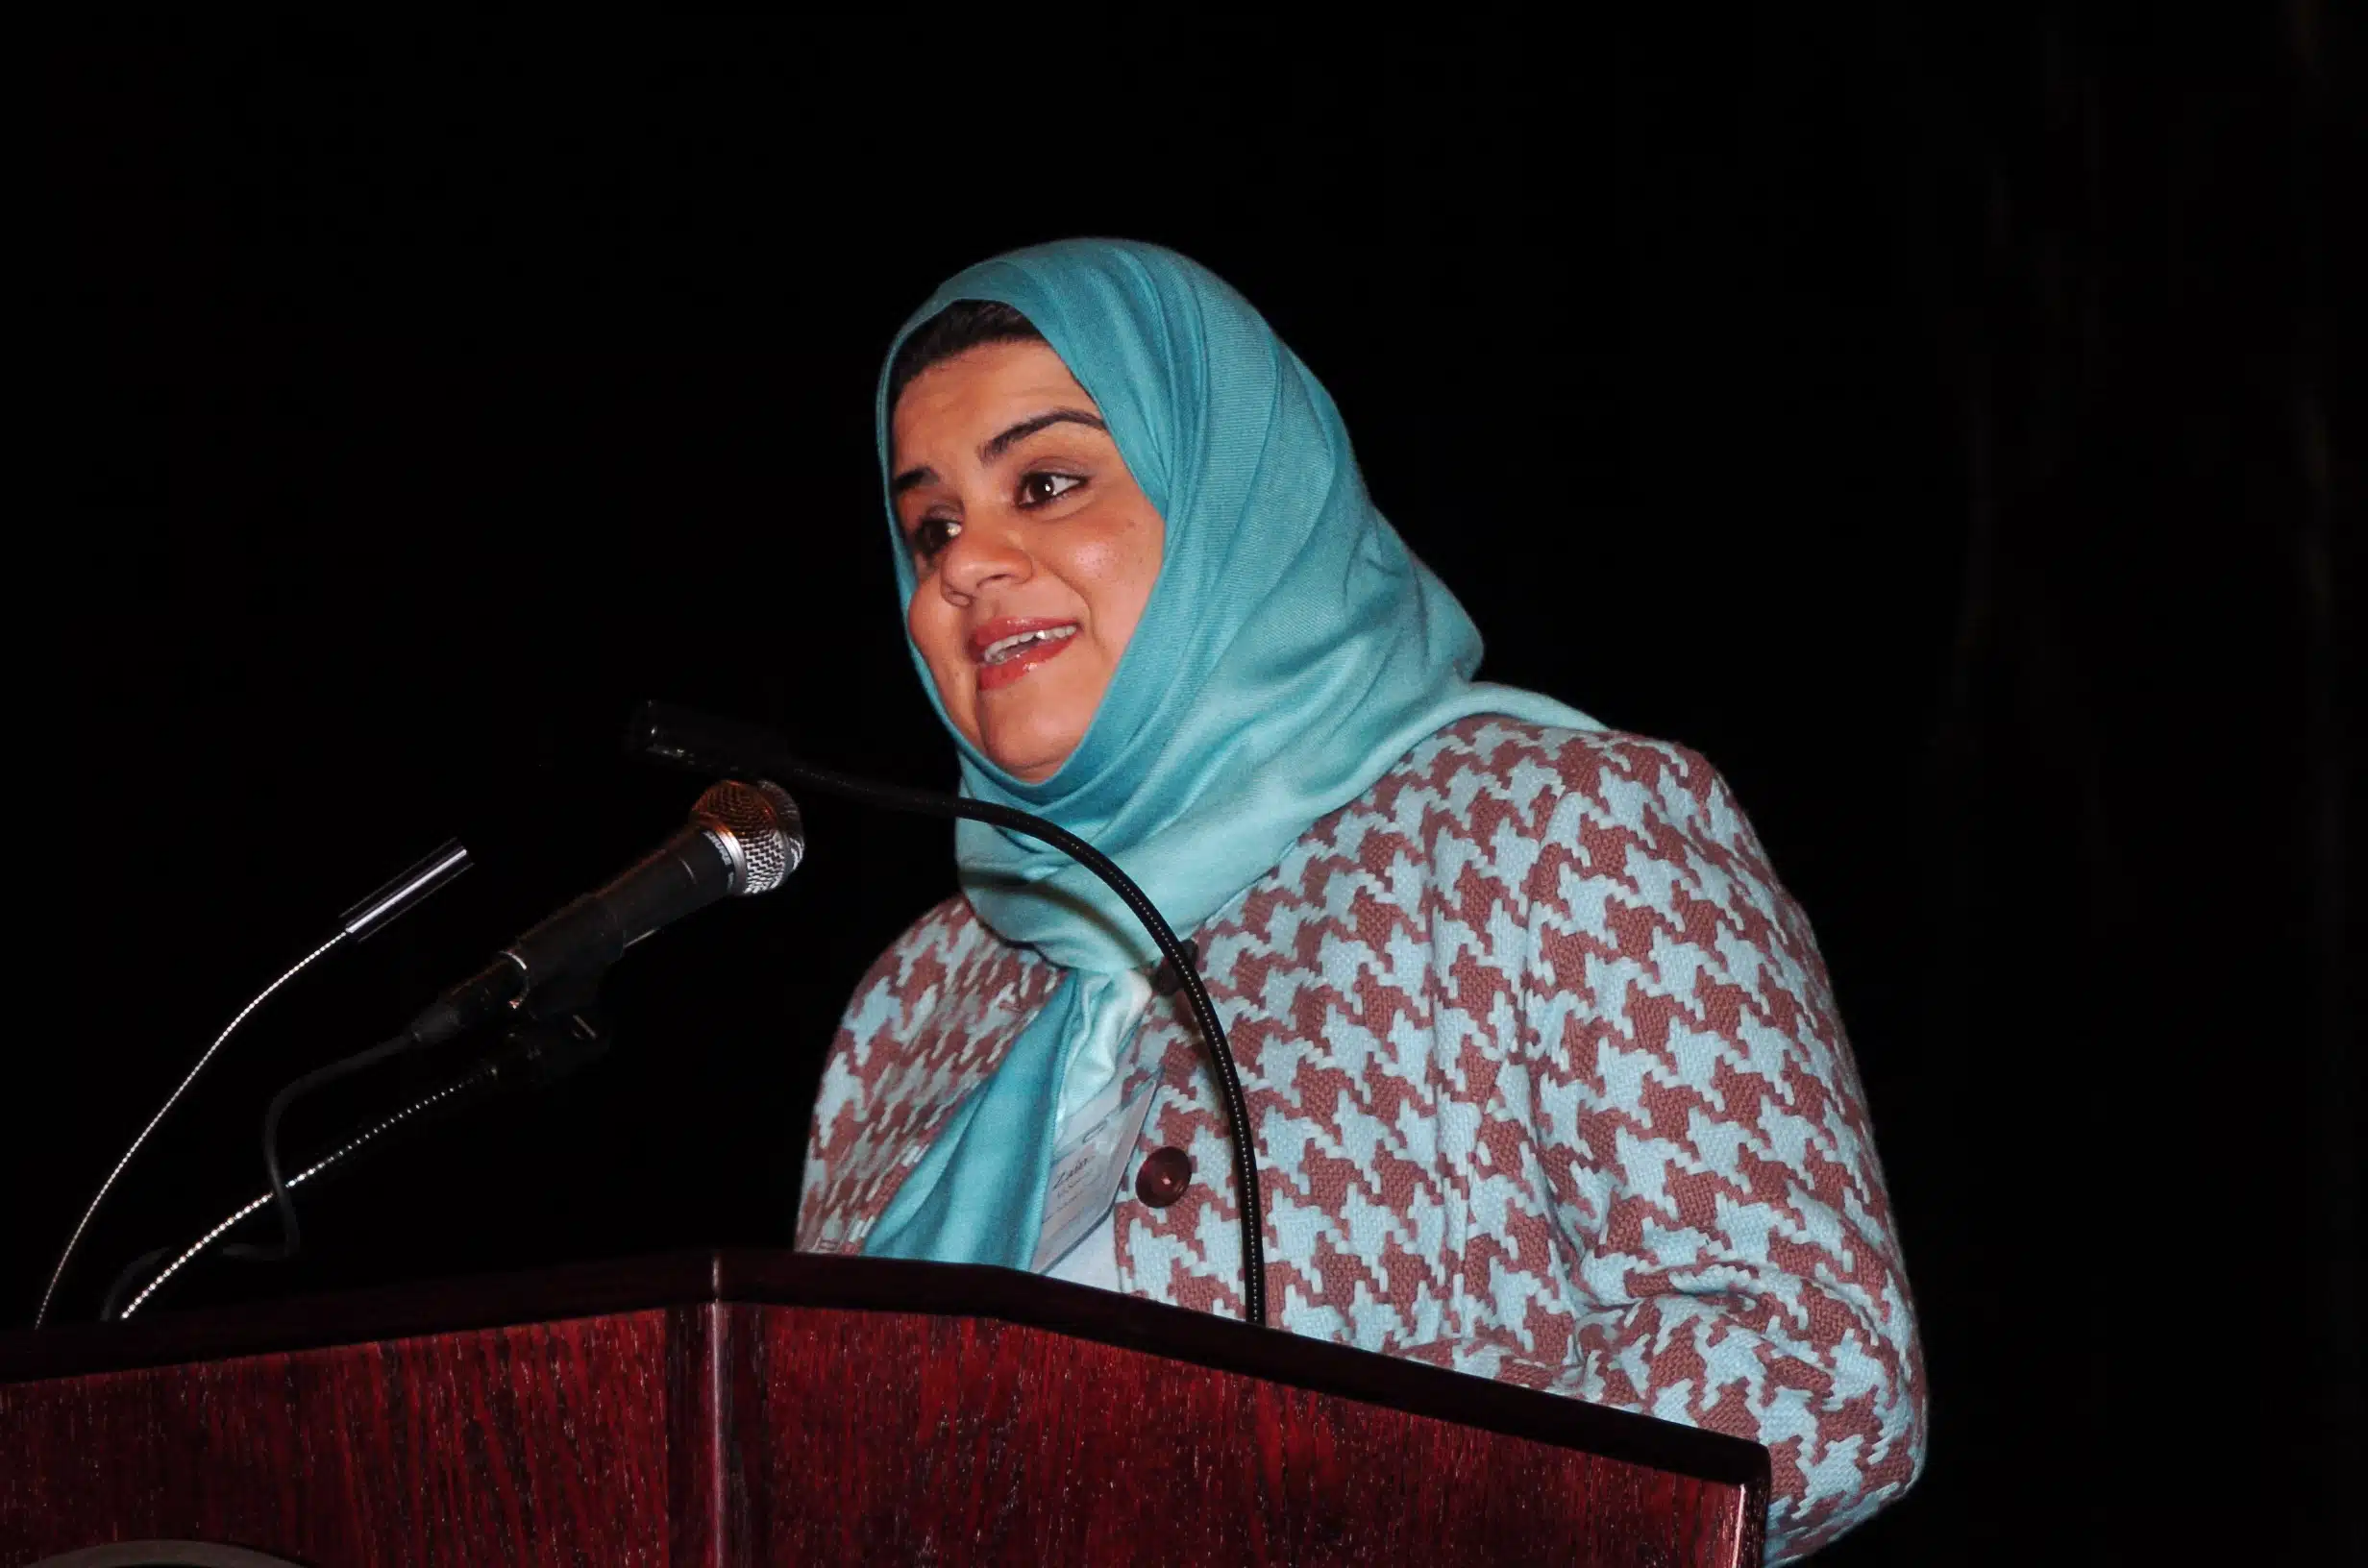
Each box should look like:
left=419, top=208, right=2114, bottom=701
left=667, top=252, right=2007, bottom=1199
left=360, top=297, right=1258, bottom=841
left=1493, top=739, right=1927, bottom=1561
left=794, top=896, right=966, bottom=1255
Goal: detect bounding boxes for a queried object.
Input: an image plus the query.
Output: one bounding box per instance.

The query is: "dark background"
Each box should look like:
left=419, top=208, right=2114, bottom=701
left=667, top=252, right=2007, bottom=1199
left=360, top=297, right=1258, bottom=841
left=29, top=16, right=2355, bottom=1563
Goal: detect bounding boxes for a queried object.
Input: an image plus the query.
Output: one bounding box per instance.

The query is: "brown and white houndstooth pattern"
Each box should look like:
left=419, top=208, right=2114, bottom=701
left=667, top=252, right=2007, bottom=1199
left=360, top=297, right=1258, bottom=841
left=799, top=717, right=1927, bottom=1559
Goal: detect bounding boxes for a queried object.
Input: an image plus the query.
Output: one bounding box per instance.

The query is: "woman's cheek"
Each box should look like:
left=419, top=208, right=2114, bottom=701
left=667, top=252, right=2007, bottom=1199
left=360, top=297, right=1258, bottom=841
left=909, top=605, right=974, bottom=723
left=1067, top=520, right=1154, bottom=601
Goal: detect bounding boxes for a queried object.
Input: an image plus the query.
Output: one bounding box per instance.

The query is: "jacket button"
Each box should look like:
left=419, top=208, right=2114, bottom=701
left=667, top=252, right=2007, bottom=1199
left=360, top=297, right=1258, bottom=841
left=1150, top=939, right=1200, bottom=997
left=1135, top=1147, right=1193, bottom=1208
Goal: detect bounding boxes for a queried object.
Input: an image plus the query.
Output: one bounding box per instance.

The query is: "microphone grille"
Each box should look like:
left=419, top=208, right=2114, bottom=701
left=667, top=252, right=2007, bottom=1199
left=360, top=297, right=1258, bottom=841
left=693, top=778, right=805, bottom=894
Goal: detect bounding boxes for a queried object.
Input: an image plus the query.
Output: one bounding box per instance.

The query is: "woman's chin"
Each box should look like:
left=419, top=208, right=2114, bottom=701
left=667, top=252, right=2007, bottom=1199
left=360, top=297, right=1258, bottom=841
left=976, top=716, right=1084, bottom=784
left=970, top=666, right=1102, bottom=782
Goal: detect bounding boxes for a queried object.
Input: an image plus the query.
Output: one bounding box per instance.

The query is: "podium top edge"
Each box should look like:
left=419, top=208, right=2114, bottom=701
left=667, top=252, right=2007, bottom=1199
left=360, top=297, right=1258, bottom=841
left=0, top=1246, right=1768, bottom=1491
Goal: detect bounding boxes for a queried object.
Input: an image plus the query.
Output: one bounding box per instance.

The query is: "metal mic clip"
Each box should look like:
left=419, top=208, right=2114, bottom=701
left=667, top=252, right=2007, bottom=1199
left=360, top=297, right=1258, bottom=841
left=340, top=839, right=473, bottom=943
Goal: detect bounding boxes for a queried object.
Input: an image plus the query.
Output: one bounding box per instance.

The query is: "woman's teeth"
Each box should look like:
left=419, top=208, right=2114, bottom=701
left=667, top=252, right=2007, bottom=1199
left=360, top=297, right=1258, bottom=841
left=982, top=625, right=1078, bottom=665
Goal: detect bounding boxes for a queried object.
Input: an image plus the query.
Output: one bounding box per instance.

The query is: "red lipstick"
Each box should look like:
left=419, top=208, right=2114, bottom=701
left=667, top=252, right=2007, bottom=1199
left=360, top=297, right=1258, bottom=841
left=973, top=617, right=1081, bottom=691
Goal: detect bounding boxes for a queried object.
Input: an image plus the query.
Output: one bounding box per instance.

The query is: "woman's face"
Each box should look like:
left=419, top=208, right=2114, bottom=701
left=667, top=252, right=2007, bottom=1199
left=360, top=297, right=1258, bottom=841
left=890, top=339, right=1165, bottom=783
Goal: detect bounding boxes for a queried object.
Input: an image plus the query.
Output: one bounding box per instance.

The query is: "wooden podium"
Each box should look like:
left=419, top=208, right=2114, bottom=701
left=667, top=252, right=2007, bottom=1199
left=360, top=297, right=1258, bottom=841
left=0, top=1250, right=1767, bottom=1565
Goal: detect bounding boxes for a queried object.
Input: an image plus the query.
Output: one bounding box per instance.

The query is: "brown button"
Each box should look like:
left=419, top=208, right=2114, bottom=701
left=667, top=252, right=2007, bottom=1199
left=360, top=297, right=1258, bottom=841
left=1135, top=1146, right=1194, bottom=1208
left=1150, top=939, right=1201, bottom=997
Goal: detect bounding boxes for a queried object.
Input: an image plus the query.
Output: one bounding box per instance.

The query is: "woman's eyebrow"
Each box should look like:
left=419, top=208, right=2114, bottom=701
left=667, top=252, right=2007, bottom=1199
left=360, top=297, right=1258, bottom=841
left=890, top=408, right=1109, bottom=497
left=979, top=408, right=1106, bottom=465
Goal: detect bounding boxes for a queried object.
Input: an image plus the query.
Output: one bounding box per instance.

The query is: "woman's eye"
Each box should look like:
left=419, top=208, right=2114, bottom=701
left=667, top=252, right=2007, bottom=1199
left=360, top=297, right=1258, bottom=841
left=910, top=516, right=962, bottom=560
left=1018, top=472, right=1083, bottom=507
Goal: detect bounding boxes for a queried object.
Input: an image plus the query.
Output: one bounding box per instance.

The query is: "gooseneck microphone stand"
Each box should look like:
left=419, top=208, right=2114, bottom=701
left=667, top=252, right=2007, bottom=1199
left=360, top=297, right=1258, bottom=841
left=88, top=727, right=1269, bottom=1333
left=95, top=774, right=803, bottom=1327
left=108, top=978, right=616, bottom=1322
left=33, top=840, right=473, bottom=1330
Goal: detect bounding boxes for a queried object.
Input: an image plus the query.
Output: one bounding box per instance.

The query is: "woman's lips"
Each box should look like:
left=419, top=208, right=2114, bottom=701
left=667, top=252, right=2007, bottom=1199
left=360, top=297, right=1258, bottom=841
left=973, top=618, right=1081, bottom=692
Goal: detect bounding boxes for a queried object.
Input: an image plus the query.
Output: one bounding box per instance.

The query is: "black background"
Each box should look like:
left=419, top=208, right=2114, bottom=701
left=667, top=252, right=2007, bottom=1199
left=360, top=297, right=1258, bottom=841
left=29, top=16, right=2356, bottom=1564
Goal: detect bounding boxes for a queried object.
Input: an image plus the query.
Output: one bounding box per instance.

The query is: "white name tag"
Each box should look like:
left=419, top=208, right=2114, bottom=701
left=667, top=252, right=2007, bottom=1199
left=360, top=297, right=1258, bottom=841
left=1031, top=1075, right=1159, bottom=1273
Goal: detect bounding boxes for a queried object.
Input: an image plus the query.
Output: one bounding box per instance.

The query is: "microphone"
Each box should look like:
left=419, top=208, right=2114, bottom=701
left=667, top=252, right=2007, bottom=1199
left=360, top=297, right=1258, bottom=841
left=405, top=777, right=803, bottom=1049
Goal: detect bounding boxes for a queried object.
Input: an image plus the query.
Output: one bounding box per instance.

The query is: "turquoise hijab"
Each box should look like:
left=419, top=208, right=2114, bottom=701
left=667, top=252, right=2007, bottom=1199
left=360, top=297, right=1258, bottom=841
left=860, top=240, right=1598, bottom=1269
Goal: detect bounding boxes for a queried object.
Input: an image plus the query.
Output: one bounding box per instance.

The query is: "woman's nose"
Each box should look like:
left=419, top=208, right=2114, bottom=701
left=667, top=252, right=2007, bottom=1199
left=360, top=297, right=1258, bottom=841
left=937, top=518, right=1031, bottom=600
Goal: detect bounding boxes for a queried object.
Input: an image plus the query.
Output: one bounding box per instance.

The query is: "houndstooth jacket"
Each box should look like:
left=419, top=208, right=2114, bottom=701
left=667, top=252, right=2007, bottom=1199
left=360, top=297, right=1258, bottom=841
left=798, top=717, right=1927, bottom=1559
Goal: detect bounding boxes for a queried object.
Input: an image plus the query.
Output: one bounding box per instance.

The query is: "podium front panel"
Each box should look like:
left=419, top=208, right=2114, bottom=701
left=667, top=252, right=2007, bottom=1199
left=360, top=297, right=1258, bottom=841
left=3, top=1311, right=679, bottom=1564
left=1, top=1250, right=1766, bottom=1566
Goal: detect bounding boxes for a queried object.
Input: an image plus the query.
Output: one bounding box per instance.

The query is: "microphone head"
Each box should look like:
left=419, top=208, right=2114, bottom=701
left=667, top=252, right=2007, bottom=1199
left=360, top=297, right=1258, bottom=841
left=692, top=778, right=805, bottom=894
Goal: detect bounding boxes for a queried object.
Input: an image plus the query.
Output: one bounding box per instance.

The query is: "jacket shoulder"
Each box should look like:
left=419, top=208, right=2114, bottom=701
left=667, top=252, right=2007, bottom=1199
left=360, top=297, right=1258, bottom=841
left=1381, top=715, right=1740, bottom=845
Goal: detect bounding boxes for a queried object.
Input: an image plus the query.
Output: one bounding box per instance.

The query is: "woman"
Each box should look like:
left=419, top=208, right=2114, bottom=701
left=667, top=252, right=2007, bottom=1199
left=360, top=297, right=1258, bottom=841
left=799, top=239, right=1926, bottom=1559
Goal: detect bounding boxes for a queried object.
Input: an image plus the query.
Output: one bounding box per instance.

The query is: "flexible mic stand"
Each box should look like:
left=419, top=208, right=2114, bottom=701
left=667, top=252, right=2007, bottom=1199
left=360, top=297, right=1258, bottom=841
left=107, top=980, right=615, bottom=1322
left=228, top=960, right=613, bottom=1269
left=109, top=715, right=1276, bottom=1330
left=628, top=701, right=1272, bottom=1332
left=33, top=840, right=472, bottom=1330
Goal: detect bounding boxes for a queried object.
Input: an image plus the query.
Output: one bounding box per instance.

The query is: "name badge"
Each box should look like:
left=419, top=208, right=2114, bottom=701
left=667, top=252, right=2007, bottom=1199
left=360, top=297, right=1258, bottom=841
left=1032, top=1074, right=1159, bottom=1273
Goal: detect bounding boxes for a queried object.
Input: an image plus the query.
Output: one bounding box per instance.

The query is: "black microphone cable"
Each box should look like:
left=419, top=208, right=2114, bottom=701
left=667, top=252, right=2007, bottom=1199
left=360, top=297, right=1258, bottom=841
left=225, top=1030, right=418, bottom=1264
left=110, top=1005, right=613, bottom=1320
left=629, top=701, right=1271, bottom=1332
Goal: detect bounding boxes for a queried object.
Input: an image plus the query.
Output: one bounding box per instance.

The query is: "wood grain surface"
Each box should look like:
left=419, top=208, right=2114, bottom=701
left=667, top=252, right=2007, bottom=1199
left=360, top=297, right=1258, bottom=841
left=739, top=1304, right=1754, bottom=1566
left=2, top=1311, right=675, bottom=1565
left=1, top=1251, right=1766, bottom=1566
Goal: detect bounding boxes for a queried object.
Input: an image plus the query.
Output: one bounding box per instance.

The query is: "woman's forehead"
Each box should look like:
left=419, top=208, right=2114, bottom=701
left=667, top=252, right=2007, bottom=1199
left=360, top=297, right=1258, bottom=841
left=890, top=340, right=1101, bottom=460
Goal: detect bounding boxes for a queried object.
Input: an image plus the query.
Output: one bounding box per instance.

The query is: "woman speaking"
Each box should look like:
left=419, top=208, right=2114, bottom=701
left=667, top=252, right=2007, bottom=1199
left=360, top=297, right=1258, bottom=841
left=797, top=239, right=1926, bottom=1559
